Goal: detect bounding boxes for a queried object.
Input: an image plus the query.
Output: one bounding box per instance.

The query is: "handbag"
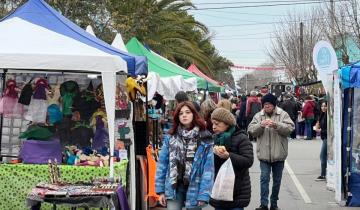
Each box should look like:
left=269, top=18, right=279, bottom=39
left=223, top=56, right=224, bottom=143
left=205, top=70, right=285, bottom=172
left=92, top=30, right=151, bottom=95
left=211, top=158, right=235, bottom=201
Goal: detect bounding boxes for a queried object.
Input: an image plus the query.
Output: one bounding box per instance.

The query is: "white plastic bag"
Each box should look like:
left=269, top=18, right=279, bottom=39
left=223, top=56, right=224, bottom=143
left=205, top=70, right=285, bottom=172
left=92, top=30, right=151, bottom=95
left=211, top=158, right=235, bottom=201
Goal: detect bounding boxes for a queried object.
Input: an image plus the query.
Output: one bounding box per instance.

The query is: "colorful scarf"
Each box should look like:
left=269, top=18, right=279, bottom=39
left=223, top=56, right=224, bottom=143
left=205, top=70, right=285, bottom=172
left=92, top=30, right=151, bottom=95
left=214, top=126, right=236, bottom=146
left=169, top=126, right=199, bottom=188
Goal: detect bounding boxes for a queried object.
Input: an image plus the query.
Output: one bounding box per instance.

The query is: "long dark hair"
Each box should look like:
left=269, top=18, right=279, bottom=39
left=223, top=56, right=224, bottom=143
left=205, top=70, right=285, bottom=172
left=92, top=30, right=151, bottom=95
left=169, top=101, right=206, bottom=135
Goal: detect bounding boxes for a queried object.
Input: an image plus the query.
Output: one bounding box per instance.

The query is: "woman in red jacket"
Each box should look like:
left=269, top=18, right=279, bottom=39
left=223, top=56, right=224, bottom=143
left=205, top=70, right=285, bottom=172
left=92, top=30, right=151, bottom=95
left=302, top=96, right=315, bottom=140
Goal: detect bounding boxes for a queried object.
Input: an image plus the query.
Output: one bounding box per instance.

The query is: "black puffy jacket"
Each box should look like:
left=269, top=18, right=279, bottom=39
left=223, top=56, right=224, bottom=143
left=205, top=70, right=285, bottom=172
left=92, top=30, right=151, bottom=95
left=210, top=129, right=254, bottom=208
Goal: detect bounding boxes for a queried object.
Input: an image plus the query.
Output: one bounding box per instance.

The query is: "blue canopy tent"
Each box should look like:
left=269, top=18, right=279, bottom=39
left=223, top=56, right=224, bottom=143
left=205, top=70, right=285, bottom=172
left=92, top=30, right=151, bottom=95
left=339, top=62, right=360, bottom=206
left=2, top=0, right=148, bottom=76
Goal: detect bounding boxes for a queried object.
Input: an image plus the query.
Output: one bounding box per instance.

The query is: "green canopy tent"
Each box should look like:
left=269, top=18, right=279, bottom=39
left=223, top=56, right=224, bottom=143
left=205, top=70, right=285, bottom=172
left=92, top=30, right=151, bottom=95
left=126, top=37, right=221, bottom=92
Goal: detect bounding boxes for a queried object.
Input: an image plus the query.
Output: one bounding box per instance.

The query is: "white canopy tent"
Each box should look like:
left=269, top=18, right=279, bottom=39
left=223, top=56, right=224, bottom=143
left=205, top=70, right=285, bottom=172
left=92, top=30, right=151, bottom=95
left=0, top=15, right=125, bottom=179
left=112, top=33, right=197, bottom=100
left=86, top=25, right=96, bottom=37
left=112, top=33, right=129, bottom=54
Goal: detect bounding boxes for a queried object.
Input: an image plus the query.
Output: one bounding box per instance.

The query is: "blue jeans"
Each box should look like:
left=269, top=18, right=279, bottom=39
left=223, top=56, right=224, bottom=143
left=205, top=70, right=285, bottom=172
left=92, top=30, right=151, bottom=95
left=305, top=119, right=313, bottom=139
left=260, top=160, right=285, bottom=208
left=320, top=139, right=327, bottom=176
left=167, top=184, right=202, bottom=210
left=215, top=208, right=244, bottom=210
left=297, top=121, right=305, bottom=136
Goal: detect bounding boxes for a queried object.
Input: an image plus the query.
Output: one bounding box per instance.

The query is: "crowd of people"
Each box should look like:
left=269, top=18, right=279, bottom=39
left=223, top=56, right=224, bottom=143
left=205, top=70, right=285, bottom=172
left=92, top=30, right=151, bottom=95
left=154, top=90, right=328, bottom=210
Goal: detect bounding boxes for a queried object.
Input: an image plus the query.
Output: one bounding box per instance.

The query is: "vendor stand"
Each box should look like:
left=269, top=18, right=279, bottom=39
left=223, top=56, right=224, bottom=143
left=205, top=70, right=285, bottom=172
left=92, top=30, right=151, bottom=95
left=0, top=0, right=147, bottom=209
left=338, top=62, right=360, bottom=206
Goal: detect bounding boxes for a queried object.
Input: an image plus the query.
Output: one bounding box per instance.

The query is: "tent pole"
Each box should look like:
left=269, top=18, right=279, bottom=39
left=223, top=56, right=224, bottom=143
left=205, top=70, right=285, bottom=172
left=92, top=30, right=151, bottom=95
left=345, top=87, right=354, bottom=200
left=0, top=69, right=7, bottom=162
left=130, top=102, right=136, bottom=210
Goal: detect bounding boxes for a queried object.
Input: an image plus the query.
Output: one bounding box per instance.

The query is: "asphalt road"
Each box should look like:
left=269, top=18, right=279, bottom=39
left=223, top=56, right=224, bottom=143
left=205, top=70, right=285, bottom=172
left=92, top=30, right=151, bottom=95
left=203, top=138, right=351, bottom=210
left=154, top=138, right=354, bottom=210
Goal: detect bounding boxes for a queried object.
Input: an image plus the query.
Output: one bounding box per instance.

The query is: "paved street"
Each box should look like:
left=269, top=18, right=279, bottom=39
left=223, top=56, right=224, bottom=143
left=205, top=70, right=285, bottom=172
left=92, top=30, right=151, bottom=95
left=202, top=138, right=352, bottom=210
left=154, top=138, right=356, bottom=210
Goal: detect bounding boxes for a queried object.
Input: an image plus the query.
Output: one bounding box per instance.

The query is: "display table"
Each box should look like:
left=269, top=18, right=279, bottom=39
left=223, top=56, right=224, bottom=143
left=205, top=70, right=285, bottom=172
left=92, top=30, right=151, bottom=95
left=0, top=161, right=128, bottom=210
left=26, top=182, right=120, bottom=209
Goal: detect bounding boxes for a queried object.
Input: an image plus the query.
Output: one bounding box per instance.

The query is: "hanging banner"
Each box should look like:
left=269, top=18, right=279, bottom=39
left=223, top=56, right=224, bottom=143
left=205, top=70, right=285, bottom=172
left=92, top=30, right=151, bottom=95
left=313, top=41, right=343, bottom=202
left=313, top=41, right=339, bottom=94
left=333, top=72, right=343, bottom=202
left=327, top=73, right=336, bottom=191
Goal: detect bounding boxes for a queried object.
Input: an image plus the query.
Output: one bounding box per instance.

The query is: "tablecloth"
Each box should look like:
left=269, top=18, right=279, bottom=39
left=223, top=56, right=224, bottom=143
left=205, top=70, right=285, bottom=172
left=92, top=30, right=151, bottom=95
left=0, top=161, right=128, bottom=210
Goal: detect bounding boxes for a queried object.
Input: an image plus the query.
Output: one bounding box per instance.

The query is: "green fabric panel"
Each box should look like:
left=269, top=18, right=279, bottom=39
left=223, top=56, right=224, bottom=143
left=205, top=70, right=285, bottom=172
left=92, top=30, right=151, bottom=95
left=0, top=162, right=127, bottom=210
left=126, top=38, right=225, bottom=91
left=126, top=37, right=210, bottom=89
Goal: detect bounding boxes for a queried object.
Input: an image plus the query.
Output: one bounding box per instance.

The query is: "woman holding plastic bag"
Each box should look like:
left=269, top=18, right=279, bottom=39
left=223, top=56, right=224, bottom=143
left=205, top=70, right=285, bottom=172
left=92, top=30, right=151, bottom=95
left=210, top=107, right=254, bottom=210
left=155, top=101, right=214, bottom=210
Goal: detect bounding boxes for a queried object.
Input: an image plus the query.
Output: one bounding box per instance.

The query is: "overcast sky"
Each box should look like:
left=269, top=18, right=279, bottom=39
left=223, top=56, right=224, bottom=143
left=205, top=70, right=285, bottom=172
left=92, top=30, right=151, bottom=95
left=189, top=0, right=319, bottom=67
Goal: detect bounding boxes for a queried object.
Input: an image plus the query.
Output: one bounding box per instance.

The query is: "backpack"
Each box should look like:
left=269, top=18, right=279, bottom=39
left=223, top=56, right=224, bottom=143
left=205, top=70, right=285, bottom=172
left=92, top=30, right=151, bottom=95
left=248, top=102, right=261, bottom=120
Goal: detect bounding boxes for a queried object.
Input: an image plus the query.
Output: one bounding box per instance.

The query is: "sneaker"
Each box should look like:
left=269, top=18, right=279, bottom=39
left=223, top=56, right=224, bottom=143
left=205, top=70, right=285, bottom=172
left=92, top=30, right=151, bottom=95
left=255, top=206, right=269, bottom=210
left=315, top=175, right=326, bottom=181
left=270, top=207, right=281, bottom=210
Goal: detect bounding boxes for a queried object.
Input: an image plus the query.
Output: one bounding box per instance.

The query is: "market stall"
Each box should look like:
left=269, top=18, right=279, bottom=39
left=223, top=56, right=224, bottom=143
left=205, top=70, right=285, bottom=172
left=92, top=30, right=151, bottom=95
left=339, top=62, right=360, bottom=206
left=0, top=0, right=147, bottom=210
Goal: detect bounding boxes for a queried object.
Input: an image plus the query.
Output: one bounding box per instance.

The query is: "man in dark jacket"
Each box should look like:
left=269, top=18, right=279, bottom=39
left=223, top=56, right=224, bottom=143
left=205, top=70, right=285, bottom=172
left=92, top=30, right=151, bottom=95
left=237, top=95, right=247, bottom=131
left=279, top=94, right=299, bottom=139
left=210, top=108, right=254, bottom=210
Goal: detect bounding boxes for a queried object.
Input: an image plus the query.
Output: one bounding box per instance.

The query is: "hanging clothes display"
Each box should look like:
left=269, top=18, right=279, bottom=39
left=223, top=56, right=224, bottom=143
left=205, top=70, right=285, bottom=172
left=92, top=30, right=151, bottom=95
left=92, top=113, right=109, bottom=151
left=24, top=78, right=50, bottom=123
left=72, top=81, right=100, bottom=122
left=47, top=83, right=61, bottom=105
left=146, top=145, right=159, bottom=207
left=57, top=117, right=74, bottom=147
left=70, top=121, right=93, bottom=148
left=60, top=80, right=80, bottom=116
left=0, top=79, right=23, bottom=118
left=95, top=84, right=105, bottom=109
left=47, top=84, right=62, bottom=125
left=18, top=78, right=33, bottom=105
left=47, top=104, right=62, bottom=125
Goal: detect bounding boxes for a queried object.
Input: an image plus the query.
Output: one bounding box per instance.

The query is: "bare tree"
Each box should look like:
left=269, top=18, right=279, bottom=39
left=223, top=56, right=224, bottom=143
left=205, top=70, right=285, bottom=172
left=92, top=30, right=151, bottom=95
left=268, top=9, right=323, bottom=84
left=340, top=0, right=360, bottom=60
left=318, top=1, right=351, bottom=65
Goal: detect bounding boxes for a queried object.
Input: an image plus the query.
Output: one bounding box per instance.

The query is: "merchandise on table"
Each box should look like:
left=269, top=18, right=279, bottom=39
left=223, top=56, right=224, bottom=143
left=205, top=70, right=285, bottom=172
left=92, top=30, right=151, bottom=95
left=0, top=163, right=127, bottom=210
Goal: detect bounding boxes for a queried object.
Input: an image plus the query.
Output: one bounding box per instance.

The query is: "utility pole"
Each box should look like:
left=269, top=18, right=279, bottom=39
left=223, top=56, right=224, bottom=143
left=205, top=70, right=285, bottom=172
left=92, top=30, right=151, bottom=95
left=299, top=22, right=304, bottom=83
left=245, top=74, right=248, bottom=95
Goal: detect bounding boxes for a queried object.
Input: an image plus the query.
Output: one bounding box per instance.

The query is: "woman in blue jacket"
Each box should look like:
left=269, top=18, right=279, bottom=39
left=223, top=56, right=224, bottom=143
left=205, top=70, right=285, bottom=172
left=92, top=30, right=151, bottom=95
left=155, top=101, right=214, bottom=210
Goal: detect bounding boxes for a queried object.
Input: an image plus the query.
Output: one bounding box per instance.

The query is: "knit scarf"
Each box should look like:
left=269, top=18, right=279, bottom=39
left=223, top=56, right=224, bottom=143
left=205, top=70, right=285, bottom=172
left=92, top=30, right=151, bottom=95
left=169, top=126, right=199, bottom=188
left=214, top=126, right=236, bottom=146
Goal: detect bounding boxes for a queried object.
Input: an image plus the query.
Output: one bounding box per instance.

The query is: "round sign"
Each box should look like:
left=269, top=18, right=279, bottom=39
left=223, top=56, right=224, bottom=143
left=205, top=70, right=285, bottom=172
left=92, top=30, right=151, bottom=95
left=313, top=41, right=338, bottom=73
